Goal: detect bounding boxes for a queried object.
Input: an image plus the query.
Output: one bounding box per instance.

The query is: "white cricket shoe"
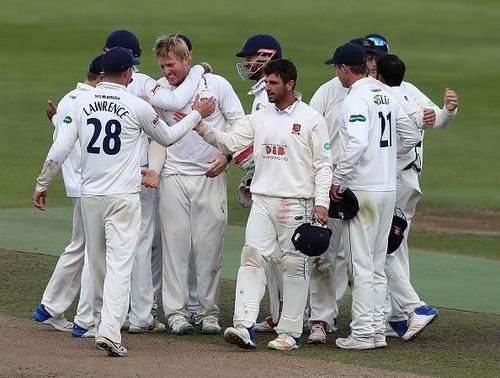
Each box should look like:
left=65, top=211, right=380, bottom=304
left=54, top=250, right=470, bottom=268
left=96, top=336, right=127, bottom=357
left=32, top=304, right=73, bottom=332
left=71, top=323, right=96, bottom=338
left=335, top=335, right=375, bottom=350
left=201, top=317, right=221, bottom=335
left=129, top=320, right=167, bottom=334
left=170, top=317, right=193, bottom=335
left=268, top=334, right=301, bottom=350
left=254, top=316, right=277, bottom=333
left=307, top=321, right=327, bottom=344
left=224, top=326, right=256, bottom=349
left=403, top=305, right=438, bottom=341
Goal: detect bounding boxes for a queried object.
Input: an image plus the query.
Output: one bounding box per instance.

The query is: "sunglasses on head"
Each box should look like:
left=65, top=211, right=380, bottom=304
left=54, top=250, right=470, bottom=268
left=367, top=36, right=389, bottom=48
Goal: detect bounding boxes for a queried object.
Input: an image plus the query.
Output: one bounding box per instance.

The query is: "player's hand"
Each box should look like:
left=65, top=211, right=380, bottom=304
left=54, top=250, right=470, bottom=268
left=33, top=190, right=47, bottom=211
left=46, top=100, right=57, bottom=121
left=192, top=94, right=216, bottom=119
left=141, top=168, right=160, bottom=188
left=312, top=205, right=328, bottom=224
left=173, top=111, right=188, bottom=123
left=444, top=88, right=458, bottom=111
left=205, top=153, right=229, bottom=178
left=199, top=62, right=213, bottom=74
left=139, top=95, right=150, bottom=102
left=330, top=184, right=342, bottom=203
left=422, top=108, right=436, bottom=127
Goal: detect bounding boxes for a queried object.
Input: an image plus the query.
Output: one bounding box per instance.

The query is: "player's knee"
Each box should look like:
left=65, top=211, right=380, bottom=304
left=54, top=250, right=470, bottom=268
left=240, top=245, right=265, bottom=269
left=282, top=253, right=308, bottom=279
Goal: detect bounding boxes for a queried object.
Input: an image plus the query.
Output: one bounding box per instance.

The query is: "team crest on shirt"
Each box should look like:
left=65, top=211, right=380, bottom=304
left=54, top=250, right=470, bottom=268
left=263, top=144, right=288, bottom=161
left=255, top=103, right=262, bottom=111
left=151, top=84, right=161, bottom=95
left=291, top=123, right=301, bottom=135
left=152, top=114, right=160, bottom=127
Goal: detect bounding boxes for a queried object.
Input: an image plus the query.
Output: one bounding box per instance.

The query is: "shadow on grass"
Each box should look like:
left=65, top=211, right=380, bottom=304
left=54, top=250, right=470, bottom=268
left=2, top=249, right=499, bottom=377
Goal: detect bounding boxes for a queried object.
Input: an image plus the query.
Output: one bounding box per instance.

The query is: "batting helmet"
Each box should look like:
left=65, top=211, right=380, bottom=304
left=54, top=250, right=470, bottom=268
left=104, top=30, right=142, bottom=59
left=235, top=34, right=282, bottom=80
left=291, top=223, right=332, bottom=257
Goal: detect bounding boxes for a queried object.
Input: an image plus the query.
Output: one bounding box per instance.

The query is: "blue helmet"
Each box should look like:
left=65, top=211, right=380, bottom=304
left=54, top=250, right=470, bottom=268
left=104, top=30, right=142, bottom=59
left=235, top=34, right=282, bottom=80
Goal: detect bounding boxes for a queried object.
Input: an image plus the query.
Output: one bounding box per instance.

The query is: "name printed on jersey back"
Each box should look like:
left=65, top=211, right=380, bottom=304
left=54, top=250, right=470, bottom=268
left=83, top=98, right=129, bottom=119
left=373, top=94, right=390, bottom=105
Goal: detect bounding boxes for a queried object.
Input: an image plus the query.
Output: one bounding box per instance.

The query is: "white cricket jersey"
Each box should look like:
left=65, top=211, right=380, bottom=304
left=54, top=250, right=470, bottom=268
left=198, top=99, right=333, bottom=208
left=399, top=81, right=457, bottom=172
left=51, top=82, right=94, bottom=197
left=155, top=72, right=245, bottom=177
left=309, top=77, right=348, bottom=164
left=248, top=78, right=270, bottom=113
left=36, top=81, right=202, bottom=195
left=332, top=77, right=420, bottom=191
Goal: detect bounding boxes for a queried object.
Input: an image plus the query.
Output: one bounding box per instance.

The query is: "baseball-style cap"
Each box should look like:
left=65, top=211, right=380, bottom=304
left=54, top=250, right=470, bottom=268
left=365, top=33, right=389, bottom=54
left=349, top=37, right=384, bottom=56
left=325, top=43, right=367, bottom=66
left=291, top=223, right=332, bottom=257
left=88, top=54, right=104, bottom=75
left=104, top=29, right=142, bottom=58
left=328, top=188, right=359, bottom=220
left=236, top=34, right=282, bottom=58
left=102, top=47, right=140, bottom=73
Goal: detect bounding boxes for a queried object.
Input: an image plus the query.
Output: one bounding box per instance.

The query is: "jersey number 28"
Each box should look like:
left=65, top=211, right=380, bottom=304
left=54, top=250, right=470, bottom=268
left=86, top=118, right=122, bottom=155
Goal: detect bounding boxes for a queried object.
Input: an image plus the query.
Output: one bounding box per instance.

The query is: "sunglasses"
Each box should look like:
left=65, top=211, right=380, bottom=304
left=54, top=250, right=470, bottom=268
left=367, top=36, right=389, bottom=48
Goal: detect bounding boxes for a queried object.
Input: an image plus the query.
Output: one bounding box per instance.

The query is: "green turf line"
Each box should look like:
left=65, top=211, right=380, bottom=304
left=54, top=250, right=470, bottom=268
left=1, top=207, right=498, bottom=315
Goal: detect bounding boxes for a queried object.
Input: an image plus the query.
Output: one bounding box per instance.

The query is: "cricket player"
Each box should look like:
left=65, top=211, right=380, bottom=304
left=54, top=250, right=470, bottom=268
left=103, top=30, right=210, bottom=333
left=370, top=49, right=458, bottom=340
left=33, top=47, right=215, bottom=357
left=32, top=55, right=104, bottom=338
left=195, top=58, right=332, bottom=350
left=327, top=43, right=420, bottom=350
left=147, top=34, right=245, bottom=336
left=234, top=33, right=285, bottom=333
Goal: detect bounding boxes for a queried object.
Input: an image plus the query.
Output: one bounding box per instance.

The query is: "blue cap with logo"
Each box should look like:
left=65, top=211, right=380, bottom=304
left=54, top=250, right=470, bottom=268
left=104, top=29, right=142, bottom=58
left=88, top=54, right=104, bottom=75
left=236, top=34, right=282, bottom=58
left=325, top=43, right=367, bottom=66
left=102, top=47, right=140, bottom=73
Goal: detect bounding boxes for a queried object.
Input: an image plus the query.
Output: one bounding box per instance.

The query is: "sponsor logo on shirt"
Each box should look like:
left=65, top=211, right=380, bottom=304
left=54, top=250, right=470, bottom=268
left=292, top=123, right=301, bottom=135
left=349, top=114, right=366, bottom=122
left=263, top=144, right=288, bottom=161
left=323, top=143, right=331, bottom=151
left=63, top=116, right=72, bottom=124
left=371, top=88, right=382, bottom=92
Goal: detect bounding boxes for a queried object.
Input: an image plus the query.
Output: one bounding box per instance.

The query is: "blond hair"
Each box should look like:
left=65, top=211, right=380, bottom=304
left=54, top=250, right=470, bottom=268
left=153, top=35, right=189, bottom=61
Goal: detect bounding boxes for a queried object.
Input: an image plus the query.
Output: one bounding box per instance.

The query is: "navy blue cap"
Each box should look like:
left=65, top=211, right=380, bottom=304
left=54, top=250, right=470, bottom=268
left=349, top=37, right=383, bottom=56
left=236, top=34, right=282, bottom=58
left=291, top=223, right=332, bottom=257
left=88, top=54, right=104, bottom=75
left=104, top=29, right=142, bottom=58
left=170, top=33, right=192, bottom=51
left=365, top=33, right=389, bottom=54
left=102, top=47, right=140, bottom=73
left=325, top=43, right=367, bottom=66
left=328, top=188, right=359, bottom=220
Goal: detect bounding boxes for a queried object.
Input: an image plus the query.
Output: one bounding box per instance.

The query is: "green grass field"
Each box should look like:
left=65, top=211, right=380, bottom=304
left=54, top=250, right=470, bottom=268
left=1, top=0, right=499, bottom=376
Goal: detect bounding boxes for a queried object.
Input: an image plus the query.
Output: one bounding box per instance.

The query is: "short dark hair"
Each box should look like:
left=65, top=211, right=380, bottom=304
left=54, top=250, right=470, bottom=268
left=377, top=54, right=405, bottom=86
left=263, top=58, right=297, bottom=85
left=349, top=63, right=368, bottom=75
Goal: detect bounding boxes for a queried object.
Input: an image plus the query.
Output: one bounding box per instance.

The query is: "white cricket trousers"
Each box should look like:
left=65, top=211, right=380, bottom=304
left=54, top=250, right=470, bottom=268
left=82, top=194, right=141, bottom=344
left=234, top=195, right=312, bottom=339
left=386, top=168, right=423, bottom=321
left=309, top=217, right=343, bottom=328
left=160, top=174, right=227, bottom=325
left=128, top=186, right=156, bottom=328
left=344, top=190, right=395, bottom=340
left=41, top=197, right=93, bottom=329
